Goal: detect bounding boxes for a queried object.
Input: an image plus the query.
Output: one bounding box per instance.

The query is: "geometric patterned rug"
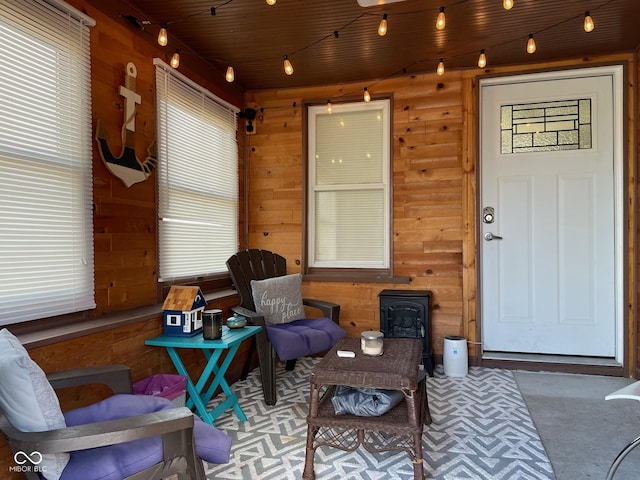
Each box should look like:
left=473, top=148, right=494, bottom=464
left=205, top=358, right=555, bottom=479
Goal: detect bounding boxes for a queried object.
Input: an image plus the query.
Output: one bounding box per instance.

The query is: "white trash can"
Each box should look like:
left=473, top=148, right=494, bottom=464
left=443, top=336, right=468, bottom=377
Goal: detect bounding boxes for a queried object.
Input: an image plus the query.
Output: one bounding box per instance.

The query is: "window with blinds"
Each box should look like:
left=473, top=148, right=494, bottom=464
left=307, top=99, right=391, bottom=270
left=154, top=59, right=239, bottom=281
left=0, top=0, right=96, bottom=325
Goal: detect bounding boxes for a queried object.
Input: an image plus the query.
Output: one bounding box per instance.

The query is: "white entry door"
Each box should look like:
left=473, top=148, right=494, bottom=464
left=480, top=67, right=622, bottom=357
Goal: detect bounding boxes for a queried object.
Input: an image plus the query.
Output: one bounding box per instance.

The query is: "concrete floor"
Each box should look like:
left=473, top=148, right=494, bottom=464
left=515, top=370, right=640, bottom=480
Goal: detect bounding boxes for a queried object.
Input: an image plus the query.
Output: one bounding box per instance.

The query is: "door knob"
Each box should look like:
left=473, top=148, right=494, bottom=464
left=484, top=232, right=503, bottom=241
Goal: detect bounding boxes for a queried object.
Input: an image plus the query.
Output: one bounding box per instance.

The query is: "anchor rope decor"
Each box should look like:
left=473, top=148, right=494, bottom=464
left=96, top=62, right=157, bottom=188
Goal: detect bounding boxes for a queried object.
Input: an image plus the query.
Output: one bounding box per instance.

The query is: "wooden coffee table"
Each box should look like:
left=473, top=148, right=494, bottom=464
left=303, top=336, right=431, bottom=479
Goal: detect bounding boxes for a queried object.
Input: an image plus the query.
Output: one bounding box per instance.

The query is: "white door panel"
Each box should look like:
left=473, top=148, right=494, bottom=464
left=481, top=69, right=619, bottom=357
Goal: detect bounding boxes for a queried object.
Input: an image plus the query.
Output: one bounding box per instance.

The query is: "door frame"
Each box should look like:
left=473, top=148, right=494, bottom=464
left=477, top=65, right=626, bottom=365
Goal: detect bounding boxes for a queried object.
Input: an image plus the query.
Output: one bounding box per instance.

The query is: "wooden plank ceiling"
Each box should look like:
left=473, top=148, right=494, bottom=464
left=93, top=0, right=640, bottom=91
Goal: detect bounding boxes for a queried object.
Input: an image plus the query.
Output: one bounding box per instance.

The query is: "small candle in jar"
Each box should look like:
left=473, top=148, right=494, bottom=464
left=361, top=330, right=384, bottom=356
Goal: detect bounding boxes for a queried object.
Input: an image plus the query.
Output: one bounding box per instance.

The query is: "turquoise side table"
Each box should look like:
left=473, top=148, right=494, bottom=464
left=145, top=325, right=261, bottom=426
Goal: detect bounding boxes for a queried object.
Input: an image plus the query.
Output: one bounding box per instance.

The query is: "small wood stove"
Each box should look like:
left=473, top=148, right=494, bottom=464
left=378, top=289, right=434, bottom=376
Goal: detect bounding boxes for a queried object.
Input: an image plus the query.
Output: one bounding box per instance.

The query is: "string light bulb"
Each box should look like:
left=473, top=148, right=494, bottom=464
left=526, top=34, right=536, bottom=54
left=363, top=87, right=371, bottom=102
left=436, top=7, right=445, bottom=30
left=225, top=66, right=234, bottom=82
left=437, top=58, right=445, bottom=75
left=157, top=25, right=168, bottom=46
left=583, top=11, right=594, bottom=32
left=266, top=0, right=276, bottom=5
left=283, top=55, right=294, bottom=75
left=478, top=49, right=487, bottom=68
left=326, top=99, right=332, bottom=113
left=170, top=50, right=180, bottom=68
left=503, top=0, right=514, bottom=10
left=378, top=14, right=388, bottom=36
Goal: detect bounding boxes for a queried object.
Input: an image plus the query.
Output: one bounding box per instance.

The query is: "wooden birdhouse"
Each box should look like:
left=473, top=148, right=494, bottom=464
left=162, top=285, right=207, bottom=336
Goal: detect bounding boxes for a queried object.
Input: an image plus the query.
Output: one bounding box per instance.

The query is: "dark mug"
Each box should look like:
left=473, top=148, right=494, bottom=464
left=203, top=309, right=222, bottom=340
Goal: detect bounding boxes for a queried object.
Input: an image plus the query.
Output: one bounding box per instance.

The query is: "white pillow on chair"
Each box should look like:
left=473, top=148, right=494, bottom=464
left=0, top=328, right=69, bottom=480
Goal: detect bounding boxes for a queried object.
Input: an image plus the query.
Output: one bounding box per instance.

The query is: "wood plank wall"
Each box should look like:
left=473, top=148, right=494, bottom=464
left=244, top=75, right=469, bottom=351
left=243, top=52, right=637, bottom=367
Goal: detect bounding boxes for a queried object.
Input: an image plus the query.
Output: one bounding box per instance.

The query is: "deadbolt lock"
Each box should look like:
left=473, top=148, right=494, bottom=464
left=482, top=206, right=495, bottom=224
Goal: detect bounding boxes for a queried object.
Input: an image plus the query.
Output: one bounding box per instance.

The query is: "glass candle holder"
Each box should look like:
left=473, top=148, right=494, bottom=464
left=202, top=309, right=222, bottom=340
left=361, top=330, right=384, bottom=356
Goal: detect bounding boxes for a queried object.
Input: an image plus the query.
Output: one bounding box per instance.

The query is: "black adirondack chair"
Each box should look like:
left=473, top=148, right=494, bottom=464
left=226, top=249, right=344, bottom=405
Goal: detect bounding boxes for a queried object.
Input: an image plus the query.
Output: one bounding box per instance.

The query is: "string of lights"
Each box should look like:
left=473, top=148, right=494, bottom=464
left=144, top=0, right=613, bottom=107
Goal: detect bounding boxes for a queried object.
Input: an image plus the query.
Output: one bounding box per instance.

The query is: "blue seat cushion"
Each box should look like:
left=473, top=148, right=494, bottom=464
left=61, top=394, right=231, bottom=480
left=266, top=317, right=346, bottom=361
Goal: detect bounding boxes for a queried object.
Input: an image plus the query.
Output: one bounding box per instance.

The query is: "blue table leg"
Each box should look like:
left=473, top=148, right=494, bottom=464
left=167, top=344, right=247, bottom=425
left=165, top=347, right=219, bottom=425
left=201, top=342, right=247, bottom=422
left=192, top=349, right=223, bottom=403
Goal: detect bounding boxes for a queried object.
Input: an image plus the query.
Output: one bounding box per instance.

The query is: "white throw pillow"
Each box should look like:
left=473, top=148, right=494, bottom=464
left=0, top=328, right=69, bottom=480
left=250, top=273, right=305, bottom=325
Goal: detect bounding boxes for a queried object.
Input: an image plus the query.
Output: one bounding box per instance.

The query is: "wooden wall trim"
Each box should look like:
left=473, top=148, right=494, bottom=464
left=631, top=51, right=639, bottom=377
left=462, top=76, right=478, bottom=357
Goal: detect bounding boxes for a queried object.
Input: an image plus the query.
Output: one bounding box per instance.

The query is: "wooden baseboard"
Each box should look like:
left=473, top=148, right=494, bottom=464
left=432, top=353, right=627, bottom=377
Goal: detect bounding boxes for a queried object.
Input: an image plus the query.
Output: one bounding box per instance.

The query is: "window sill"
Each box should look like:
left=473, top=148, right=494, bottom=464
left=302, top=273, right=411, bottom=284
left=16, top=289, right=238, bottom=350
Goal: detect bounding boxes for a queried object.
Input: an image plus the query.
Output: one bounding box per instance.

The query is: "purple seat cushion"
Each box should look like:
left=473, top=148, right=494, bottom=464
left=266, top=317, right=346, bottom=361
left=61, top=394, right=231, bottom=480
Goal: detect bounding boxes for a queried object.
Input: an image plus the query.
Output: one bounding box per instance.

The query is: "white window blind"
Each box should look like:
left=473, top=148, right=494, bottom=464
left=308, top=100, right=391, bottom=268
left=0, top=0, right=96, bottom=325
left=154, top=59, right=239, bottom=281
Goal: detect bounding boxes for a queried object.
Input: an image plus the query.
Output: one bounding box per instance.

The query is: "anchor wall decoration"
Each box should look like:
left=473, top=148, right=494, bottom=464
left=96, top=62, right=157, bottom=188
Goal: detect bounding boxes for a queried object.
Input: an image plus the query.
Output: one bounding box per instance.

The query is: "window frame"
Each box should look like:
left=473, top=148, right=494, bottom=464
left=0, top=0, right=96, bottom=326
left=154, top=58, right=240, bottom=290
left=303, top=96, right=394, bottom=280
